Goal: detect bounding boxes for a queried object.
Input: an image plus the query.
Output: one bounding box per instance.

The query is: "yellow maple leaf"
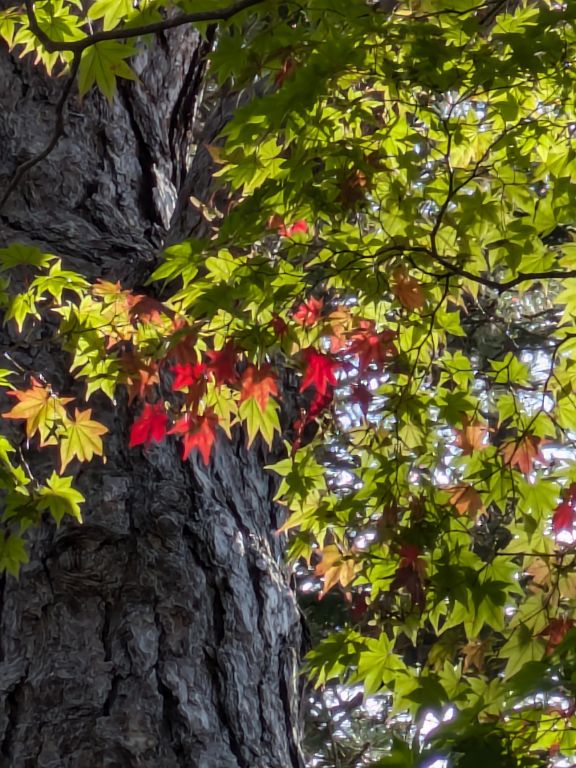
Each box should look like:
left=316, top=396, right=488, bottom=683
left=3, top=378, right=73, bottom=446
left=59, top=408, right=108, bottom=473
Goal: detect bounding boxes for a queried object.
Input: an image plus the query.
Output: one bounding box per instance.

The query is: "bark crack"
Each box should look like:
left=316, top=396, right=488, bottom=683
left=117, top=83, right=163, bottom=232
left=279, top=648, right=304, bottom=768
left=203, top=650, right=247, bottom=768
left=168, top=25, right=216, bottom=189
left=0, top=671, right=27, bottom=765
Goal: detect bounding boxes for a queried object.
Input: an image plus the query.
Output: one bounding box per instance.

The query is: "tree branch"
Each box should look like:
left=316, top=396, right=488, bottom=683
left=24, top=0, right=269, bottom=53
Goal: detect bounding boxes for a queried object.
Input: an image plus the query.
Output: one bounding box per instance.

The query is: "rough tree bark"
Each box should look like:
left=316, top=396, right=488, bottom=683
left=0, top=16, right=304, bottom=768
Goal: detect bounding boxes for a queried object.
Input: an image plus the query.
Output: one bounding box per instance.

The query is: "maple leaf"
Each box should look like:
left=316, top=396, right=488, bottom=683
left=270, top=313, right=289, bottom=337
left=448, top=484, right=486, bottom=520
left=501, top=435, right=545, bottom=475
left=552, top=500, right=575, bottom=534
left=275, top=56, right=296, bottom=87
left=351, top=383, right=372, bottom=416
left=461, top=639, right=489, bottom=673
left=391, top=267, right=425, bottom=311
left=120, top=352, right=160, bottom=404
left=339, top=168, right=368, bottom=208
left=166, top=323, right=199, bottom=365
left=3, top=378, right=73, bottom=445
left=327, top=308, right=353, bottom=353
left=206, top=341, right=239, bottom=385
left=348, top=323, right=397, bottom=374
left=126, top=294, right=172, bottom=326
left=314, top=544, right=357, bottom=597
left=278, top=219, right=308, bottom=237
left=239, top=364, right=279, bottom=412
left=390, top=547, right=426, bottom=610
left=454, top=419, right=489, bottom=454
left=525, top=557, right=552, bottom=593
left=300, top=348, right=339, bottom=396
left=59, top=408, right=108, bottom=473
left=171, top=363, right=206, bottom=392
left=539, top=618, right=575, bottom=655
left=293, top=297, right=323, bottom=327
left=168, top=410, right=218, bottom=464
left=129, top=402, right=168, bottom=448
left=308, top=386, right=334, bottom=420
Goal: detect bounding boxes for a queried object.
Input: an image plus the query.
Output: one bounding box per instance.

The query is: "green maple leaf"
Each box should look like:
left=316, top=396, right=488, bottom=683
left=78, top=41, right=138, bottom=102
left=37, top=473, right=85, bottom=526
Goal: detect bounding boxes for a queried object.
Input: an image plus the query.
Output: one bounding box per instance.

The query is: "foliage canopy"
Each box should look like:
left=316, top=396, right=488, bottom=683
left=3, top=0, right=576, bottom=764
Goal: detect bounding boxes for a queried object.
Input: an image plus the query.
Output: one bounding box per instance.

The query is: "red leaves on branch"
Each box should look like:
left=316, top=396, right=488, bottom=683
left=168, top=410, right=218, bottom=464
left=239, top=364, right=279, bottom=411
left=552, top=483, right=576, bottom=534
left=129, top=402, right=168, bottom=448
left=300, top=348, right=339, bottom=396
left=552, top=502, right=574, bottom=534
left=206, top=342, right=239, bottom=385
left=348, top=323, right=397, bottom=374
left=293, top=296, right=323, bottom=327
left=270, top=313, right=289, bottom=337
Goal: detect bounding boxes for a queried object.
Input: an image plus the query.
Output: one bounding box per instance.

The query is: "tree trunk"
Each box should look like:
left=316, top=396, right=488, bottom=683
left=0, top=22, right=303, bottom=768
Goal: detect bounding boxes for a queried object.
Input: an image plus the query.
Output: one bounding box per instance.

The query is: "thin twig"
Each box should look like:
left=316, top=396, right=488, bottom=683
left=24, top=0, right=269, bottom=53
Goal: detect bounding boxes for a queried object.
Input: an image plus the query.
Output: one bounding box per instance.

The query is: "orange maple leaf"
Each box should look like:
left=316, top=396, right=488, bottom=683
left=448, top=484, right=486, bottom=520
left=501, top=435, right=545, bottom=475
left=168, top=410, right=218, bottom=464
left=326, top=308, right=353, bottom=353
left=120, top=353, right=160, bottom=405
left=314, top=544, right=358, bottom=597
left=454, top=419, right=489, bottom=454
left=239, top=364, right=279, bottom=412
left=391, top=267, right=425, bottom=311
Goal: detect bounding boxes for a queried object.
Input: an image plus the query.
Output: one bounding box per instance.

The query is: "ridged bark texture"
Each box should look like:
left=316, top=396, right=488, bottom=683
left=0, top=18, right=303, bottom=768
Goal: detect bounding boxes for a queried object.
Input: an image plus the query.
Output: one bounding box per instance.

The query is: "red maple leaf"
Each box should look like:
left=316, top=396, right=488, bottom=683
left=553, top=500, right=575, bottom=534
left=300, top=348, right=339, bottom=396
left=293, top=297, right=323, bottom=327
left=348, top=323, right=397, bottom=374
left=206, top=341, right=239, bottom=385
left=239, top=364, right=279, bottom=412
left=278, top=219, right=308, bottom=237
left=308, top=386, right=334, bottom=419
left=166, top=323, right=199, bottom=365
left=171, top=363, right=206, bottom=391
left=129, top=402, right=168, bottom=448
left=270, top=313, right=289, bottom=337
left=539, top=618, right=575, bottom=655
left=168, top=410, right=218, bottom=464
